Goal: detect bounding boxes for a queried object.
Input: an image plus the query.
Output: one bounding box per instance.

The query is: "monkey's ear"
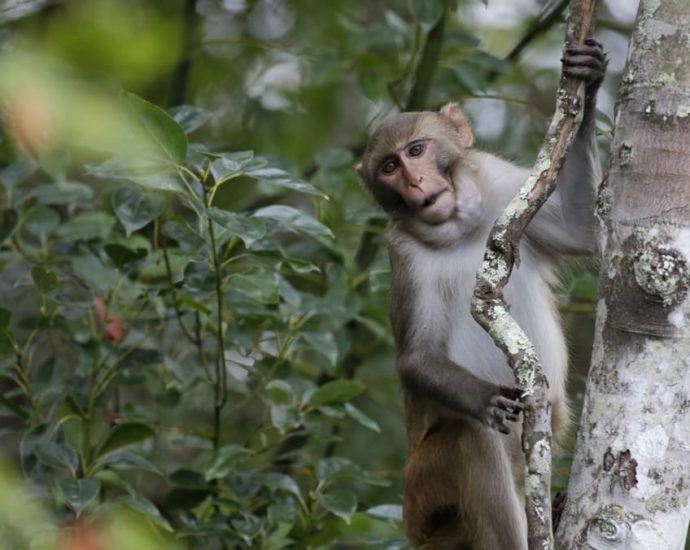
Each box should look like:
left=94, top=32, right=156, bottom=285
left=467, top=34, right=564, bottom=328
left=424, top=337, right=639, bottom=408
left=440, top=103, right=474, bottom=148
left=354, top=162, right=366, bottom=182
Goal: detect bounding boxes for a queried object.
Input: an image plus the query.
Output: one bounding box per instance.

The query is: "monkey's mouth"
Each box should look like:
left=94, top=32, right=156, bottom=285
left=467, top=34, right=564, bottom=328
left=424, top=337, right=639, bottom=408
left=421, top=189, right=447, bottom=208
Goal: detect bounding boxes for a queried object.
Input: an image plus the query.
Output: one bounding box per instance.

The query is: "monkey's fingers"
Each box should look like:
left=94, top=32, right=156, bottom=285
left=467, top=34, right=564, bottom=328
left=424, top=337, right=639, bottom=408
left=487, top=413, right=511, bottom=435
left=487, top=406, right=521, bottom=434
left=494, top=396, right=524, bottom=415
left=565, top=41, right=605, bottom=60
left=562, top=40, right=608, bottom=87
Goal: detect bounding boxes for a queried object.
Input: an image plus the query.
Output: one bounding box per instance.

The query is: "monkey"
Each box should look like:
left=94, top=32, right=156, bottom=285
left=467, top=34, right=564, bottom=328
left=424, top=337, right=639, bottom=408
left=356, top=39, right=606, bottom=549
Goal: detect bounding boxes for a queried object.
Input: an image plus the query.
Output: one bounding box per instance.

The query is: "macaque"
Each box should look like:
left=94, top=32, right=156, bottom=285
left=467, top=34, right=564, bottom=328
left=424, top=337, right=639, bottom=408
left=356, top=40, right=606, bottom=549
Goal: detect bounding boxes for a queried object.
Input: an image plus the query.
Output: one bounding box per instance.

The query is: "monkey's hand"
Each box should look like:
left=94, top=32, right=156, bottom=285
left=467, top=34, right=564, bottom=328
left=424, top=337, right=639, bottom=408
left=562, top=37, right=608, bottom=100
left=485, top=386, right=524, bottom=435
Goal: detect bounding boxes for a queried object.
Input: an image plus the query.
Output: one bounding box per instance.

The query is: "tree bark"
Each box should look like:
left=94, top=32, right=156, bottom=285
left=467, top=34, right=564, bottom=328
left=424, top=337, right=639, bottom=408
left=556, top=1, right=690, bottom=547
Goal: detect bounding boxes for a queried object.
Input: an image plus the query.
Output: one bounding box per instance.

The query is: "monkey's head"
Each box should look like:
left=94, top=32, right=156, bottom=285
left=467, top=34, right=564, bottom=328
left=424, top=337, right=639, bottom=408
left=356, top=103, right=474, bottom=225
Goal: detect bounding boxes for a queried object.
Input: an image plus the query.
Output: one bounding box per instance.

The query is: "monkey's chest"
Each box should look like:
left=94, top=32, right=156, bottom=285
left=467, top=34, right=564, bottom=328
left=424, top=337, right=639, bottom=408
left=413, top=247, right=563, bottom=386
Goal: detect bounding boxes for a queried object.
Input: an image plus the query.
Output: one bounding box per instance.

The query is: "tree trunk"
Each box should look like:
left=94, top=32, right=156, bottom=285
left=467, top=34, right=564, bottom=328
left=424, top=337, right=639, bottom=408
left=556, top=1, right=690, bottom=548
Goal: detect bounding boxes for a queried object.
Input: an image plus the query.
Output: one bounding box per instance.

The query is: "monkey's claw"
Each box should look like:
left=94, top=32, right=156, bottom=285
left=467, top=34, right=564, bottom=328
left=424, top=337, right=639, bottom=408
left=486, top=386, right=524, bottom=434
left=562, top=37, right=608, bottom=88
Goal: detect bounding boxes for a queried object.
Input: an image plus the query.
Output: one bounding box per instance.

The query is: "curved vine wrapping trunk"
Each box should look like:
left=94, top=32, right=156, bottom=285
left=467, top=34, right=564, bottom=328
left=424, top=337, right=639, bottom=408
left=556, top=1, right=690, bottom=547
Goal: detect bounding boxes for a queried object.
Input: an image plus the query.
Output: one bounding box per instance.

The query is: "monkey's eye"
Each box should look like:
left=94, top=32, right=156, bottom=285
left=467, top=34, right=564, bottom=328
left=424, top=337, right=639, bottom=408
left=408, top=143, right=425, bottom=157
left=380, top=159, right=399, bottom=174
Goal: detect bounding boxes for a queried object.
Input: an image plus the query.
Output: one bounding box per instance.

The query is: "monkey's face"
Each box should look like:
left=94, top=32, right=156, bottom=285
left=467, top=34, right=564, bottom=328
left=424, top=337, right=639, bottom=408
left=357, top=105, right=475, bottom=226
left=374, top=136, right=457, bottom=224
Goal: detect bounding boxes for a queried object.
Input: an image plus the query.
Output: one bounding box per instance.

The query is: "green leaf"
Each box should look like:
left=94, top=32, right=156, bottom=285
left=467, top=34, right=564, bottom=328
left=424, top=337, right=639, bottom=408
left=112, top=186, right=167, bottom=236
left=0, top=161, right=34, bottom=189
left=316, top=490, right=357, bottom=524
left=35, top=441, right=79, bottom=475
left=89, top=158, right=188, bottom=195
left=300, top=332, right=338, bottom=367
left=169, top=468, right=208, bottom=489
left=204, top=444, right=251, bottom=481
left=163, top=217, right=206, bottom=251
left=408, top=0, right=444, bottom=28
left=56, top=212, right=115, bottom=241
left=70, top=254, right=118, bottom=294
left=344, top=403, right=380, bottom=433
left=306, top=380, right=365, bottom=409
left=0, top=208, right=19, bottom=243
left=168, top=105, right=211, bottom=134
left=208, top=208, right=267, bottom=249
left=315, top=457, right=387, bottom=486
left=265, top=380, right=294, bottom=405
left=104, top=243, right=148, bottom=267
left=365, top=504, right=403, bottom=521
left=231, top=271, right=280, bottom=304
left=177, top=293, right=211, bottom=315
left=28, top=181, right=93, bottom=206
left=259, top=472, right=302, bottom=500
left=96, top=451, right=162, bottom=475
left=254, top=205, right=334, bottom=244
left=208, top=151, right=256, bottom=183
left=176, top=522, right=232, bottom=537
left=97, top=422, right=155, bottom=457
left=123, top=93, right=187, bottom=165
left=119, top=494, right=173, bottom=532
left=269, top=403, right=298, bottom=433
left=31, top=266, right=59, bottom=293
left=57, top=478, right=100, bottom=517
left=246, top=166, right=327, bottom=198
left=24, top=206, right=60, bottom=244
left=184, top=260, right=215, bottom=293
left=210, top=159, right=242, bottom=184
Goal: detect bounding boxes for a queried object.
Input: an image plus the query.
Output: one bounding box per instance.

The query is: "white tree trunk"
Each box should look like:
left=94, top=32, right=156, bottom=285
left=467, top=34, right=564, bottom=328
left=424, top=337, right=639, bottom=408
left=555, top=1, right=690, bottom=548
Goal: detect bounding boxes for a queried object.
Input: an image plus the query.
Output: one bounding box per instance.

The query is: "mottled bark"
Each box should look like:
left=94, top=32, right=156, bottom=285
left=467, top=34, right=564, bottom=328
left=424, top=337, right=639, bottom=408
left=471, top=1, right=599, bottom=548
left=556, top=1, right=690, bottom=548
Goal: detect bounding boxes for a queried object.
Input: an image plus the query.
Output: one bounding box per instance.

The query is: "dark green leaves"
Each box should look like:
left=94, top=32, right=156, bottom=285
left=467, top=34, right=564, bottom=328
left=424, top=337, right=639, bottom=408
left=97, top=422, right=155, bottom=457
left=35, top=441, right=79, bottom=475
left=57, top=478, right=101, bottom=517
left=254, top=205, right=334, bottom=244
left=31, top=266, right=59, bottom=293
left=316, top=491, right=357, bottom=524
left=204, top=444, right=251, bottom=481
left=123, top=93, right=187, bottom=165
left=208, top=208, right=267, bottom=249
left=168, top=105, right=211, bottom=134
left=408, top=0, right=444, bottom=28
left=112, top=186, right=167, bottom=236
left=306, top=380, right=366, bottom=409
left=0, top=208, right=19, bottom=243
left=245, top=166, right=326, bottom=198
left=105, top=243, right=148, bottom=267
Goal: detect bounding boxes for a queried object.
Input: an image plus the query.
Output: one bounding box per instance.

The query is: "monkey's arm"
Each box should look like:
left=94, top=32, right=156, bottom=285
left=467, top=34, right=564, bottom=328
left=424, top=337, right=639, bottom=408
left=387, top=246, right=523, bottom=433
left=526, top=39, right=606, bottom=255
left=397, top=349, right=523, bottom=434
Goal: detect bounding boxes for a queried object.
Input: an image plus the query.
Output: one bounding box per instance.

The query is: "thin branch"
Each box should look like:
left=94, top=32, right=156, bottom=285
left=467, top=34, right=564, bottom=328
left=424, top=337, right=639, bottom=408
left=470, top=1, right=599, bottom=549
left=169, top=0, right=198, bottom=107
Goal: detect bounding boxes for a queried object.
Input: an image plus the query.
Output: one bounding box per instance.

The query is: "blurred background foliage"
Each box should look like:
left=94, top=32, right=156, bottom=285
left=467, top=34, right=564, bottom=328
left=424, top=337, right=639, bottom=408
left=0, top=0, right=636, bottom=548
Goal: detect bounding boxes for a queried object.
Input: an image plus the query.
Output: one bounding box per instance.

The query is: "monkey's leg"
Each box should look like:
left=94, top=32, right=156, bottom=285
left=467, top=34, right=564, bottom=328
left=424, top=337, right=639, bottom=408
left=457, top=422, right=527, bottom=550
left=404, top=419, right=527, bottom=550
